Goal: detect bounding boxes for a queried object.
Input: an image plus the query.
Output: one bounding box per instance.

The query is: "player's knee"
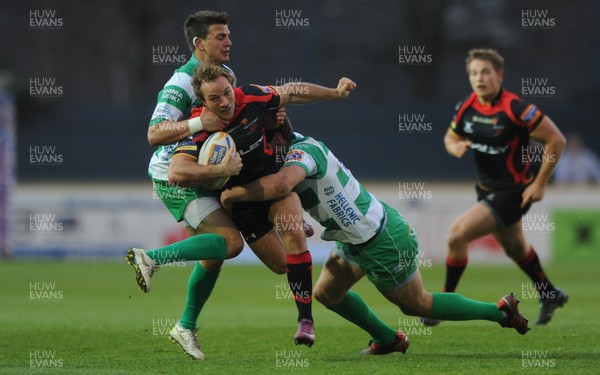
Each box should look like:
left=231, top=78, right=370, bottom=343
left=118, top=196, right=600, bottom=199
left=313, top=287, right=330, bottom=307
left=404, top=298, right=428, bottom=317
left=397, top=293, right=429, bottom=317
left=224, top=233, right=244, bottom=258
left=314, top=284, right=339, bottom=308
left=277, top=224, right=307, bottom=253
left=268, top=261, right=286, bottom=275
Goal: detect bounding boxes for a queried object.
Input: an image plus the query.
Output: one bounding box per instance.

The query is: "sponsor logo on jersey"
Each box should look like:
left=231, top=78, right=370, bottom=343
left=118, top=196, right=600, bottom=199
left=239, top=137, right=263, bottom=156
left=160, top=88, right=184, bottom=104
left=324, top=186, right=335, bottom=196
left=285, top=150, right=305, bottom=163
left=178, top=141, right=195, bottom=147
left=326, top=192, right=360, bottom=227
left=250, top=84, right=275, bottom=94
left=473, top=115, right=497, bottom=125
left=464, top=121, right=474, bottom=134
left=470, top=143, right=509, bottom=155
left=521, top=105, right=541, bottom=124
left=241, top=118, right=258, bottom=131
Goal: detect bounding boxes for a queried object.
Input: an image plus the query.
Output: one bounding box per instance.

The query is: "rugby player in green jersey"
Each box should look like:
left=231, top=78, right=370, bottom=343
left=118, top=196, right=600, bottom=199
left=139, top=11, right=306, bottom=360
left=219, top=120, right=531, bottom=355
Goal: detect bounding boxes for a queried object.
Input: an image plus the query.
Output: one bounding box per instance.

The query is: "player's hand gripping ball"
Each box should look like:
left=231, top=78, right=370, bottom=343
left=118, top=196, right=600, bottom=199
left=197, top=131, right=236, bottom=190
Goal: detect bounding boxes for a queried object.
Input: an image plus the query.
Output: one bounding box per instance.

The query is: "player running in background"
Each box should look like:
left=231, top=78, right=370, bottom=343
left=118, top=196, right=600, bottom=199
left=219, top=120, right=530, bottom=355
left=422, top=49, right=567, bottom=327
left=129, top=64, right=356, bottom=357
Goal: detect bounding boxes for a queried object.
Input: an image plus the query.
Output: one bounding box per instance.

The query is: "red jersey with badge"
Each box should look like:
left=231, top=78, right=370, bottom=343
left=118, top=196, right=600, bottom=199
left=174, top=84, right=281, bottom=187
left=450, top=89, right=544, bottom=190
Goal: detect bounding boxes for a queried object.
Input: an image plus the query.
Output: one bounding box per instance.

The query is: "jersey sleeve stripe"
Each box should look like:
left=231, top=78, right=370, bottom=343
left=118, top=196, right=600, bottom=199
left=172, top=153, right=198, bottom=161
left=284, top=161, right=310, bottom=175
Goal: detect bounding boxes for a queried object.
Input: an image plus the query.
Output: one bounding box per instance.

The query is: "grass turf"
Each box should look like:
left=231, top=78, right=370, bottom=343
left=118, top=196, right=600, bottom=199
left=1, top=260, right=599, bottom=374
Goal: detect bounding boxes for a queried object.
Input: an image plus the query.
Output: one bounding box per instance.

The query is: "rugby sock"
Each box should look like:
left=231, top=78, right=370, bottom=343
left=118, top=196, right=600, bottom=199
left=287, top=251, right=313, bottom=321
left=328, top=290, right=397, bottom=345
left=517, top=247, right=556, bottom=302
left=443, top=256, right=468, bottom=292
left=429, top=292, right=505, bottom=323
left=146, top=234, right=227, bottom=264
left=179, top=262, right=220, bottom=330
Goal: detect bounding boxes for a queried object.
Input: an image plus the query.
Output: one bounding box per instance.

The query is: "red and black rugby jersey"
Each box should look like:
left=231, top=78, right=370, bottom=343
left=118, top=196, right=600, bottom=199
left=450, top=89, right=544, bottom=190
left=175, top=84, right=281, bottom=186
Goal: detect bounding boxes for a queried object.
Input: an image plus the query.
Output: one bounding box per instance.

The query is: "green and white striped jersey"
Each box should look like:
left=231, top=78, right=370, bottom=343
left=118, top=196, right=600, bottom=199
left=283, top=136, right=385, bottom=245
left=147, top=55, right=235, bottom=181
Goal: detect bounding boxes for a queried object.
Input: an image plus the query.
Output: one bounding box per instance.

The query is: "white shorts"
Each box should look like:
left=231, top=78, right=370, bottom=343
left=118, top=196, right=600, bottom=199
left=182, top=196, right=222, bottom=229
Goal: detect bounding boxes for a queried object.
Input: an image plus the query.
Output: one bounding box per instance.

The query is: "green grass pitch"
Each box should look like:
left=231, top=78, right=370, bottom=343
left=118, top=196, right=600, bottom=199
left=1, top=260, right=599, bottom=374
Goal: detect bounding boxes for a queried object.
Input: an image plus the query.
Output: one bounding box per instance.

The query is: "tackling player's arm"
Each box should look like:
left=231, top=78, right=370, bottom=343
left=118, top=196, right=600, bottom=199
left=444, top=127, right=472, bottom=158
left=273, top=77, right=357, bottom=106
left=521, top=116, right=566, bottom=207
left=147, top=110, right=229, bottom=146
left=220, top=165, right=306, bottom=212
left=168, top=145, right=242, bottom=187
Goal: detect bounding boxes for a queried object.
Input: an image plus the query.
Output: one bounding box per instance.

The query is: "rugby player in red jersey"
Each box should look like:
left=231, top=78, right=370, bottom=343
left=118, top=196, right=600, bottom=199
left=129, top=64, right=355, bottom=358
left=423, top=49, right=568, bottom=327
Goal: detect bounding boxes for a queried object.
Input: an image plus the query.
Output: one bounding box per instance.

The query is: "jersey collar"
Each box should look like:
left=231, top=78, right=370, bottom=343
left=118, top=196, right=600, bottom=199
left=190, top=54, right=199, bottom=66
left=491, top=88, right=504, bottom=106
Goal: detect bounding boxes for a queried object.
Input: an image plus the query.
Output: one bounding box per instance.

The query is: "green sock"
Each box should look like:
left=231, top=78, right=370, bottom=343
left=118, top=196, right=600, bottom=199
left=179, top=262, right=220, bottom=330
left=429, top=292, right=505, bottom=323
left=146, top=233, right=227, bottom=265
left=328, top=290, right=397, bottom=345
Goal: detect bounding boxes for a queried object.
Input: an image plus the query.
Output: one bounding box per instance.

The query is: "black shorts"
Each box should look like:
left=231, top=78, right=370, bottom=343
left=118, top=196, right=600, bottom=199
left=231, top=200, right=273, bottom=243
left=476, top=185, right=532, bottom=227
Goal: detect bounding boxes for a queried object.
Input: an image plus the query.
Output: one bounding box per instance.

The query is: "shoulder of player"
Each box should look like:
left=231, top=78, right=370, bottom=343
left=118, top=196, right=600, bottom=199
left=452, top=93, right=476, bottom=124
left=500, top=89, right=533, bottom=108
left=454, top=93, right=476, bottom=111
left=171, top=55, right=199, bottom=78
left=233, top=85, right=279, bottom=106
left=161, top=65, right=194, bottom=102
left=290, top=136, right=327, bottom=156
left=501, top=89, right=543, bottom=125
left=221, top=64, right=236, bottom=77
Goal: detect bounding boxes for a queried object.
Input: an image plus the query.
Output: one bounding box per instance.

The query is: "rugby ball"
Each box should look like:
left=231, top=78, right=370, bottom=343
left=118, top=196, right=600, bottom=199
left=197, top=132, right=236, bottom=190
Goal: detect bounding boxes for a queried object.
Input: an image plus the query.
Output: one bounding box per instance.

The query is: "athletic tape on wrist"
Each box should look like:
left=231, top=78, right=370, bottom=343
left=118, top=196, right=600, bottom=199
left=188, top=117, right=203, bottom=134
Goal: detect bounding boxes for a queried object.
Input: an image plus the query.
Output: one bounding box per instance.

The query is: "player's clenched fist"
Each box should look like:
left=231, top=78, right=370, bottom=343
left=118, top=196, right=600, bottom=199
left=450, top=140, right=472, bottom=158
left=336, top=77, right=357, bottom=98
